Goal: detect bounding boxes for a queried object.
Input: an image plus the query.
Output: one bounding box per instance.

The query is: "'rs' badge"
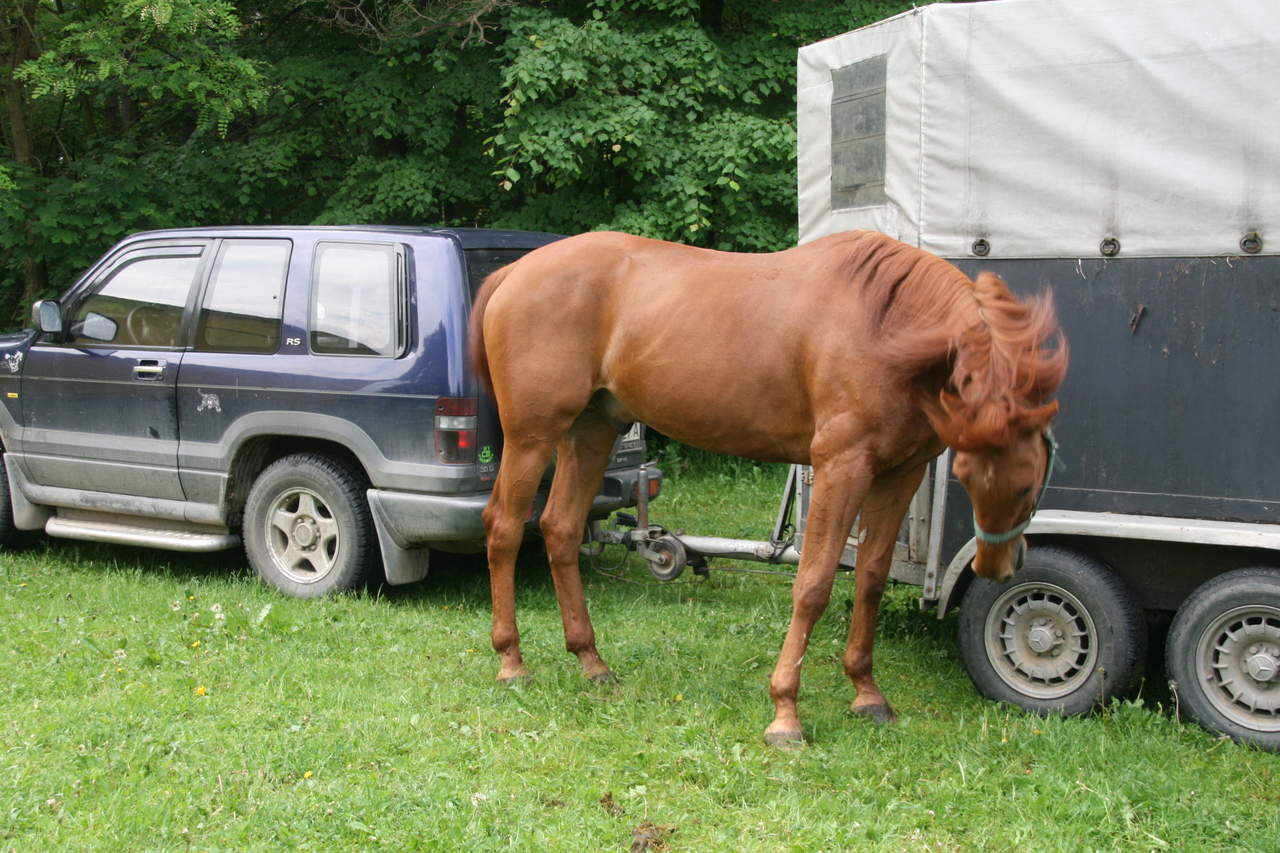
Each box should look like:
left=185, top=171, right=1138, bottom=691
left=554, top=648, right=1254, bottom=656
left=197, top=391, right=221, bottom=413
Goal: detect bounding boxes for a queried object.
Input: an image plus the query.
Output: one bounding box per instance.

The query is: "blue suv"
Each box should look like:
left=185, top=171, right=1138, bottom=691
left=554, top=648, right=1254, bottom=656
left=0, top=226, right=652, bottom=596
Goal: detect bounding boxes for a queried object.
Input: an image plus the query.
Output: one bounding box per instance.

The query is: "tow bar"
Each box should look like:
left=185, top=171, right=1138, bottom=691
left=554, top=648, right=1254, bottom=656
left=583, top=456, right=802, bottom=581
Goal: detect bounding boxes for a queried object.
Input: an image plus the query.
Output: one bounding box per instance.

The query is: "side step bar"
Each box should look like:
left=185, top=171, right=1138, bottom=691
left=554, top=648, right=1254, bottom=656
left=45, top=516, right=239, bottom=553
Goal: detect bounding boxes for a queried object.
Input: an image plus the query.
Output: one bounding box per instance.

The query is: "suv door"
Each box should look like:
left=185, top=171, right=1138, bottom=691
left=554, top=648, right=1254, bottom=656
left=20, top=241, right=209, bottom=500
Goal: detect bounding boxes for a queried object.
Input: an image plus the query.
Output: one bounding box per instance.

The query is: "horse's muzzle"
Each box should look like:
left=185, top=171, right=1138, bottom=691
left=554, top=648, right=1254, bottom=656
left=974, top=536, right=1025, bottom=583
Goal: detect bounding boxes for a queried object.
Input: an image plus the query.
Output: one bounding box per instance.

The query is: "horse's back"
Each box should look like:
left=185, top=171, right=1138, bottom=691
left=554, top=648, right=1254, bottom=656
left=477, top=232, right=890, bottom=460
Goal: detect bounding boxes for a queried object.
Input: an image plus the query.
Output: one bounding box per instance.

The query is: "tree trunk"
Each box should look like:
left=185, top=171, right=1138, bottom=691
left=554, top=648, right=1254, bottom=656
left=4, top=0, right=49, bottom=309
left=3, top=0, right=38, bottom=168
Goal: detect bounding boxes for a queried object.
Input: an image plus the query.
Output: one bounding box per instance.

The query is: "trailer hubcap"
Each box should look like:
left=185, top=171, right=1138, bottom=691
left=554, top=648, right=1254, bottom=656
left=1196, top=605, right=1280, bottom=731
left=1245, top=645, right=1280, bottom=683
left=984, top=581, right=1097, bottom=700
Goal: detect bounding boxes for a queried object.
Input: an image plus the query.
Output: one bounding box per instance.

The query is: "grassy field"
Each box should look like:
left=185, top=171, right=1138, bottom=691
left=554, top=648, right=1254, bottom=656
left=2, top=462, right=1278, bottom=852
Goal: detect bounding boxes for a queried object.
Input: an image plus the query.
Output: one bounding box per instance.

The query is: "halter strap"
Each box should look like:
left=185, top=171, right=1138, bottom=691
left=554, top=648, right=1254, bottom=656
left=972, top=427, right=1062, bottom=546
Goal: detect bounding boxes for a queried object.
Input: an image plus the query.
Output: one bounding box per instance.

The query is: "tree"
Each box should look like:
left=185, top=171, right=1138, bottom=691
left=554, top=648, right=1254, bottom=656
left=0, top=0, right=271, bottom=321
left=487, top=0, right=915, bottom=250
left=0, top=0, right=917, bottom=329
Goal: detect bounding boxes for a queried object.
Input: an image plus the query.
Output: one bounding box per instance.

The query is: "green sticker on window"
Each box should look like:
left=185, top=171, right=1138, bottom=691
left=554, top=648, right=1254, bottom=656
left=478, top=446, right=494, bottom=464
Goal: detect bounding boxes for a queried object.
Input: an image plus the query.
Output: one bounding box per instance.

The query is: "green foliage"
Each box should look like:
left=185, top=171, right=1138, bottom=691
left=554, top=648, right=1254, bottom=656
left=0, top=0, right=918, bottom=326
left=489, top=0, right=915, bottom=250
left=16, top=0, right=270, bottom=134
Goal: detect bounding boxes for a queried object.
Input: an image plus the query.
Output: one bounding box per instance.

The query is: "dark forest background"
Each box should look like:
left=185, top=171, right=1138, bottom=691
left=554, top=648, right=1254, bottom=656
left=2, top=0, right=916, bottom=329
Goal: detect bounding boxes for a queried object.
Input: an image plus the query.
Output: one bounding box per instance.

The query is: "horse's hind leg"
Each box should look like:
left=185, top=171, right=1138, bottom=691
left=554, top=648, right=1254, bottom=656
left=483, top=433, right=560, bottom=684
left=540, top=408, right=621, bottom=682
left=842, top=462, right=928, bottom=723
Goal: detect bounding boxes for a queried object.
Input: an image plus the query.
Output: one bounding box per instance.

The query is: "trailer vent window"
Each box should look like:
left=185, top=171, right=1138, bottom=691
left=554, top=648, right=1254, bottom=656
left=830, top=55, right=887, bottom=210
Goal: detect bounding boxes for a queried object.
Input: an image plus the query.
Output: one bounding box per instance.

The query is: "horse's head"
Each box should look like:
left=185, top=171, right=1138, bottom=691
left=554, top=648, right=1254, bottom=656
left=934, top=393, right=1060, bottom=582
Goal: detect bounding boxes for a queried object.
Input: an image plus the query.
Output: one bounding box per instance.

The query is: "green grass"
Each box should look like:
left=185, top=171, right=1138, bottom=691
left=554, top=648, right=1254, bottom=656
left=2, top=464, right=1278, bottom=852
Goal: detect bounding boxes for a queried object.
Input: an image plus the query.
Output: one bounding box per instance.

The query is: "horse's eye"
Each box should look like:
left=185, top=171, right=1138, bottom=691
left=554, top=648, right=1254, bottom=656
left=1018, top=486, right=1033, bottom=499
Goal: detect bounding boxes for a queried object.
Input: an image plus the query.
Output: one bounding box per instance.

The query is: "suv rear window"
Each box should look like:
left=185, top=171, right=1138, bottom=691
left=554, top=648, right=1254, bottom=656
left=310, top=242, right=406, bottom=357
left=464, top=249, right=532, bottom=299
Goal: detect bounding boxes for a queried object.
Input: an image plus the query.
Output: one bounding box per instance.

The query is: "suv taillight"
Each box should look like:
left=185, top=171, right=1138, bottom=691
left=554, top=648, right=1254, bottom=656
left=434, top=396, right=478, bottom=464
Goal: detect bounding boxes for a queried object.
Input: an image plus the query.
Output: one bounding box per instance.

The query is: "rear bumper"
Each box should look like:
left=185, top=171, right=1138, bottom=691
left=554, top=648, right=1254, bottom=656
left=367, top=466, right=662, bottom=552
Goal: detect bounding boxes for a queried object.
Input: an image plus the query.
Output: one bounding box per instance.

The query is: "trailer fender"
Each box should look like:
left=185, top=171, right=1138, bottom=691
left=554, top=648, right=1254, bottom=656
left=934, top=538, right=979, bottom=619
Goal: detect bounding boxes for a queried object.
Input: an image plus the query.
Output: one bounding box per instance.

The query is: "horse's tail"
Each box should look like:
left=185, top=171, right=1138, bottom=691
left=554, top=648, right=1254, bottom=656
left=468, top=263, right=514, bottom=400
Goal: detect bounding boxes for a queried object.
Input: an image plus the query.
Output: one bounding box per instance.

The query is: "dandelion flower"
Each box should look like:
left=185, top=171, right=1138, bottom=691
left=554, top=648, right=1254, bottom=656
left=190, top=640, right=201, bottom=648
left=303, top=771, right=313, bottom=779
left=195, top=686, right=207, bottom=696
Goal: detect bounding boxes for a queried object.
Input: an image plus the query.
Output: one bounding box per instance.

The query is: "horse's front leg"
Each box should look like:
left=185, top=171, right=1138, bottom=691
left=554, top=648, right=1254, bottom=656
left=843, top=463, right=928, bottom=723
left=765, top=452, right=873, bottom=747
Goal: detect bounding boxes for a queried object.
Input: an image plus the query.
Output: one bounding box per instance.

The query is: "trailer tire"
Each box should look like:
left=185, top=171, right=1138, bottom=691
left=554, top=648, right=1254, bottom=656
left=958, top=546, right=1147, bottom=716
left=1166, top=568, right=1280, bottom=751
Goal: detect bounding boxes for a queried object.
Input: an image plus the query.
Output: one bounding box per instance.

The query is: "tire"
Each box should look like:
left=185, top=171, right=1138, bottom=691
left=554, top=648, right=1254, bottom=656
left=1166, top=568, right=1280, bottom=750
left=243, top=453, right=377, bottom=598
left=0, top=451, right=14, bottom=546
left=958, top=546, right=1147, bottom=716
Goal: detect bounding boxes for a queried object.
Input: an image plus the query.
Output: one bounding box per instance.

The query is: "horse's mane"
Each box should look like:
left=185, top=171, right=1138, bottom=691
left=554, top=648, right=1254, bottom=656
left=840, top=232, right=1068, bottom=450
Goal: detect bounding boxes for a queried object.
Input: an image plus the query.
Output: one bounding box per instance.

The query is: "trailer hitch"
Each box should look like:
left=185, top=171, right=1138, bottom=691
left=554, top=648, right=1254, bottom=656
left=582, top=452, right=700, bottom=581
left=582, top=452, right=803, bottom=582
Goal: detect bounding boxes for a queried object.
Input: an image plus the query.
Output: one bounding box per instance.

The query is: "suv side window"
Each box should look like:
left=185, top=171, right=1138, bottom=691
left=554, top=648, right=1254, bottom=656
left=310, top=242, right=406, bottom=357
left=196, top=239, right=291, bottom=354
left=69, top=247, right=204, bottom=347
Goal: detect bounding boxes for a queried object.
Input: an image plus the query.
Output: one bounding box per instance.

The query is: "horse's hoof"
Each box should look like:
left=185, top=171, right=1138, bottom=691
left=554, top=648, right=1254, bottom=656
left=497, top=673, right=534, bottom=688
left=848, top=702, right=898, bottom=725
left=588, top=669, right=620, bottom=686
left=763, top=730, right=806, bottom=750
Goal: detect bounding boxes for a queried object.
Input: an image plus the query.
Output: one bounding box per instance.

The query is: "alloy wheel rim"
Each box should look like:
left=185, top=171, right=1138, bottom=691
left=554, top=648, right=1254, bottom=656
left=1195, top=604, right=1280, bottom=732
left=265, top=486, right=341, bottom=584
left=984, top=581, right=1097, bottom=700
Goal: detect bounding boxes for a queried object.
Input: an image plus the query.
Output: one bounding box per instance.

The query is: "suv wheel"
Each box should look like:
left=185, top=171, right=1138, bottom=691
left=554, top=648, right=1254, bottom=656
left=244, top=454, right=376, bottom=598
left=0, top=452, right=14, bottom=546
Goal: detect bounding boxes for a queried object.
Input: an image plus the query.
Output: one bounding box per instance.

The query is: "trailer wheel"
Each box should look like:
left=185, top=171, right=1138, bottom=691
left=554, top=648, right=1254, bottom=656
left=1166, top=568, right=1280, bottom=750
left=958, top=546, right=1147, bottom=716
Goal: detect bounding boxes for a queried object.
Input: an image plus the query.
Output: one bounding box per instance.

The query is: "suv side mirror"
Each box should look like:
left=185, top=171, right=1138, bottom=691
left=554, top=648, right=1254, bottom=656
left=31, top=300, right=63, bottom=334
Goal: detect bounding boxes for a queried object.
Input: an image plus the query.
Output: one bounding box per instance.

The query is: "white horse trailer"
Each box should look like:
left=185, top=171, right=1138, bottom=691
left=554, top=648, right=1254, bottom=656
left=792, top=0, right=1280, bottom=749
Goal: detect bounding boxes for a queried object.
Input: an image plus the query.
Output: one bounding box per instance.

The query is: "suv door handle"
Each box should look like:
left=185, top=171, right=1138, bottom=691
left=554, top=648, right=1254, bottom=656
left=133, top=359, right=167, bottom=381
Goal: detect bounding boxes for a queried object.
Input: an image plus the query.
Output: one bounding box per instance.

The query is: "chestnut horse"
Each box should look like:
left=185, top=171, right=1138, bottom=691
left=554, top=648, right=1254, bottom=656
left=470, top=230, right=1067, bottom=746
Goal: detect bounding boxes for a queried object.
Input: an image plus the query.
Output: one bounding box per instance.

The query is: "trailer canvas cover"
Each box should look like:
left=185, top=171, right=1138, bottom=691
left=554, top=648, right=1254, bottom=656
left=797, top=0, right=1280, bottom=258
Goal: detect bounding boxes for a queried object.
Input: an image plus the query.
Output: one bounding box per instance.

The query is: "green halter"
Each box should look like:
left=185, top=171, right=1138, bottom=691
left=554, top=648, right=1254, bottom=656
left=972, top=427, right=1062, bottom=546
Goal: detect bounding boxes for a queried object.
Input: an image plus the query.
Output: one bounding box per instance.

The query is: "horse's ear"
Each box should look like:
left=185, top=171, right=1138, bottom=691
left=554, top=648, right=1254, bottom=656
left=1019, top=400, right=1059, bottom=432
left=927, top=389, right=965, bottom=446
